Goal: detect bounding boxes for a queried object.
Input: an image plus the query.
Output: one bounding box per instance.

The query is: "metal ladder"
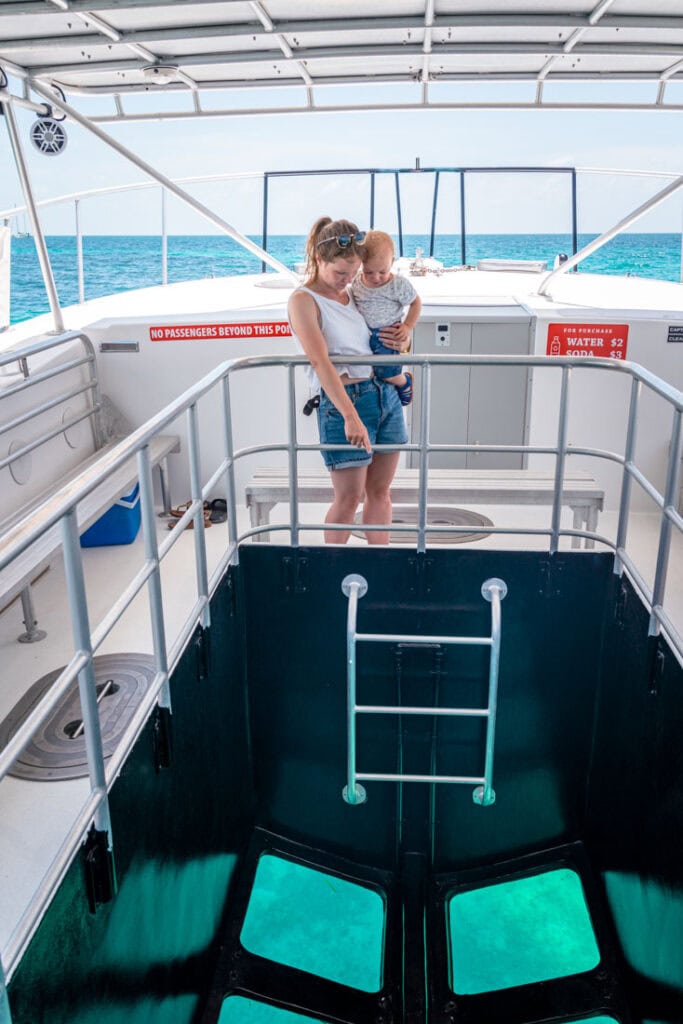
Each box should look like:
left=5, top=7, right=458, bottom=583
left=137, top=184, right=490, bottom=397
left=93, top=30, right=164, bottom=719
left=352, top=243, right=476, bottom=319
left=341, top=574, right=507, bottom=808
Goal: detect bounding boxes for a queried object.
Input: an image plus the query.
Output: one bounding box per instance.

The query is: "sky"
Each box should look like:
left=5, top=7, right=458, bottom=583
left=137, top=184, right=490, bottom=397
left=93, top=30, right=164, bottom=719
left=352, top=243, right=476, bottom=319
left=2, top=76, right=683, bottom=237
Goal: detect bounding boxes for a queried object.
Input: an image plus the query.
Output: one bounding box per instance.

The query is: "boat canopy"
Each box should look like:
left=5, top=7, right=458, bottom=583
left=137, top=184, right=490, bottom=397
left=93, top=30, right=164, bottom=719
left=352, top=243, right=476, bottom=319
left=1, top=1, right=683, bottom=120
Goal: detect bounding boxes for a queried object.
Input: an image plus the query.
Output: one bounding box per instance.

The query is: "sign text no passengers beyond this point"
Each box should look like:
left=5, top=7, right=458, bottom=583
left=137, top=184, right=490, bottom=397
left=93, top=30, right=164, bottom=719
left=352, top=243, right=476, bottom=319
left=150, top=321, right=292, bottom=341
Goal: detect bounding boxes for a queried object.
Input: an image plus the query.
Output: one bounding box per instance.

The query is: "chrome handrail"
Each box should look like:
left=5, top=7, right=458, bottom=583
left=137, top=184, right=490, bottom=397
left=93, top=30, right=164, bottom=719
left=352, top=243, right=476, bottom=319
left=0, top=349, right=681, bottom=990
left=0, top=330, right=105, bottom=463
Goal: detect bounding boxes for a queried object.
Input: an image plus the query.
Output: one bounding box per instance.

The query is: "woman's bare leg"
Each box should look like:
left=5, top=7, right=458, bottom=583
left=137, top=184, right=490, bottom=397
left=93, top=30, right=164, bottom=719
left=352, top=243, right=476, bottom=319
left=362, top=451, right=400, bottom=545
left=325, top=465, right=367, bottom=543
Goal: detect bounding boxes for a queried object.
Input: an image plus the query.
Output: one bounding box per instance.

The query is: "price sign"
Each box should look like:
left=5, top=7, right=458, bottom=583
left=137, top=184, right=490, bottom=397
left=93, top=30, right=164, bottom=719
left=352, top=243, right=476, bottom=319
left=546, top=323, right=629, bottom=359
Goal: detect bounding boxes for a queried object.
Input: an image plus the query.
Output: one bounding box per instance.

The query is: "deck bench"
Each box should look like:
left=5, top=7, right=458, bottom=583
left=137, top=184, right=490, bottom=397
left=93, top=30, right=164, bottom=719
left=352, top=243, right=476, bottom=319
left=245, top=467, right=604, bottom=548
left=0, top=433, right=179, bottom=642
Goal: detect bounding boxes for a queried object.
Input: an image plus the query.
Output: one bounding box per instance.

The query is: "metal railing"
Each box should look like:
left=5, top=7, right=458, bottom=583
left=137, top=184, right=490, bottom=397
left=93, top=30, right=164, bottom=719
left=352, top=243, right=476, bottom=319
left=0, top=348, right=681, bottom=996
left=9, top=162, right=683, bottom=325
left=0, top=330, right=105, bottom=464
left=341, top=573, right=507, bottom=808
left=0, top=330, right=105, bottom=642
left=1, top=165, right=579, bottom=296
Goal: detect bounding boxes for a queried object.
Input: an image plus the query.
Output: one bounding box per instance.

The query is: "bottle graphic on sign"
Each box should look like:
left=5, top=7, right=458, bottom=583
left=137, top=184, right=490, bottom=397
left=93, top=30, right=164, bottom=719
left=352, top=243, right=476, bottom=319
left=550, top=335, right=561, bottom=356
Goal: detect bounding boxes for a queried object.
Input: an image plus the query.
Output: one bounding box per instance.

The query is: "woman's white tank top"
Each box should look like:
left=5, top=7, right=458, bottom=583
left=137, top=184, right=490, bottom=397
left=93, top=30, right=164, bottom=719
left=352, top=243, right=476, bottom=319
left=290, top=286, right=372, bottom=392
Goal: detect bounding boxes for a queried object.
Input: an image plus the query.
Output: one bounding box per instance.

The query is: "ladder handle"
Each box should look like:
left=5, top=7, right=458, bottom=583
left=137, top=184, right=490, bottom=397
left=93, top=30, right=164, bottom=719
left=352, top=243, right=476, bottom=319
left=341, top=574, right=507, bottom=808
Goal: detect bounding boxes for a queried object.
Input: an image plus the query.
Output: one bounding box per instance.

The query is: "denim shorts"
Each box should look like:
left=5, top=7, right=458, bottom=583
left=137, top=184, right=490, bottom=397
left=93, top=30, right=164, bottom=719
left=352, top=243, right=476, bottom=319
left=370, top=326, right=402, bottom=381
left=317, top=378, right=408, bottom=470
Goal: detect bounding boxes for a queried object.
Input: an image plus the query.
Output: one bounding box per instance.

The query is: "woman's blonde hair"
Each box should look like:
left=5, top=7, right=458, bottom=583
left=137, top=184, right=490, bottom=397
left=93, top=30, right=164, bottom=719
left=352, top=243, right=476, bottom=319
left=304, top=216, right=365, bottom=283
left=361, top=230, right=395, bottom=262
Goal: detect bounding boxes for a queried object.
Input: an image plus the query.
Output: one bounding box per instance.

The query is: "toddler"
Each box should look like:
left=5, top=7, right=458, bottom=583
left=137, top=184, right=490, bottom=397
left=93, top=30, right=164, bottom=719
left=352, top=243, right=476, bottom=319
left=351, top=230, right=422, bottom=405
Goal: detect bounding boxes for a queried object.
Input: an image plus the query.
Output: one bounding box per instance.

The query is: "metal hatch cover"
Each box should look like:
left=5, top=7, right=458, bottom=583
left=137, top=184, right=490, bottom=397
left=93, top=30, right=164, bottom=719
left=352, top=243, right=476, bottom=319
left=0, top=652, right=156, bottom=781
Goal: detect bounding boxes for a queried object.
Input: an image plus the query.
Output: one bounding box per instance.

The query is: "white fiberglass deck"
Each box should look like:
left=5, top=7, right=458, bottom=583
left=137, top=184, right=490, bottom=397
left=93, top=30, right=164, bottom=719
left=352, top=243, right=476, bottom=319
left=5, top=268, right=683, bottom=355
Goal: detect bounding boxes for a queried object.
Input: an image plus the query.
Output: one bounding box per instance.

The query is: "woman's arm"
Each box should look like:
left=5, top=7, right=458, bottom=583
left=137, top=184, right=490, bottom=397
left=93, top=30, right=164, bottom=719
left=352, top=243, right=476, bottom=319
left=288, top=291, right=371, bottom=452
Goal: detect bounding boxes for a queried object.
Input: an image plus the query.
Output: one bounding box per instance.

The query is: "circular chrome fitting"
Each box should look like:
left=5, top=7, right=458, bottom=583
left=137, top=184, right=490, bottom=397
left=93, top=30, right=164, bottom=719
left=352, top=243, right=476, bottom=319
left=472, top=785, right=496, bottom=807
left=342, top=783, right=367, bottom=806
left=481, top=577, right=508, bottom=602
left=341, top=574, right=368, bottom=599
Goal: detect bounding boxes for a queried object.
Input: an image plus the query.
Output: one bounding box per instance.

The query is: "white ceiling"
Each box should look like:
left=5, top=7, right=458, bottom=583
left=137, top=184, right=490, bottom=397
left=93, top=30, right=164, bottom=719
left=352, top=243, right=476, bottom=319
left=2, top=1, right=683, bottom=119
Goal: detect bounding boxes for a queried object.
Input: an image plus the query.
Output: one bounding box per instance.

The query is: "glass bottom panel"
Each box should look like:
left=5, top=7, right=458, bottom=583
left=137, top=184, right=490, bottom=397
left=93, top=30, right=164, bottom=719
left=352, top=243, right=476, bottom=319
left=449, top=867, right=600, bottom=994
left=240, top=854, right=384, bottom=992
left=219, top=997, right=325, bottom=1023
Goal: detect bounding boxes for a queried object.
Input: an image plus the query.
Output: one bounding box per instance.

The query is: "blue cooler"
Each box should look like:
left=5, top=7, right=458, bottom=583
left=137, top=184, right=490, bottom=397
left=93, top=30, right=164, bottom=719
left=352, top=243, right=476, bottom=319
left=80, top=483, right=141, bottom=547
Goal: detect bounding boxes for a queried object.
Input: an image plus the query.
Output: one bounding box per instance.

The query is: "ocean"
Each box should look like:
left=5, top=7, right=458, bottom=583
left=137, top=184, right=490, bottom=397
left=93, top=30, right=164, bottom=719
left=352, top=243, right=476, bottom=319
left=7, top=232, right=682, bottom=325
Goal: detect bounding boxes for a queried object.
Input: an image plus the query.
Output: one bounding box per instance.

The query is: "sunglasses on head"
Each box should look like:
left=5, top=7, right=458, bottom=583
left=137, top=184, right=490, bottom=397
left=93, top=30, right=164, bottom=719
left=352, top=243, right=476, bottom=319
left=316, top=231, right=366, bottom=249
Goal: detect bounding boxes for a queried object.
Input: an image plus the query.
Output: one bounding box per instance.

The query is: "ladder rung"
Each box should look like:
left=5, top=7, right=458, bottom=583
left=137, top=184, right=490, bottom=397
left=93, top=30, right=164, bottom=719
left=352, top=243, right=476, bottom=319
left=355, top=704, right=489, bottom=717
left=356, top=631, right=493, bottom=647
left=357, top=772, right=486, bottom=785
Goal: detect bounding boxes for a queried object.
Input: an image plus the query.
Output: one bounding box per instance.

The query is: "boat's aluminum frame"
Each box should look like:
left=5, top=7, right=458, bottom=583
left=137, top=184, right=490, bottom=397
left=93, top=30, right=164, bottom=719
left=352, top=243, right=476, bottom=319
left=0, top=349, right=682, bottom=1000
left=2, top=96, right=64, bottom=334
left=539, top=168, right=683, bottom=297
left=1, top=85, right=297, bottom=334
left=6, top=2, right=683, bottom=117
left=27, top=83, right=296, bottom=283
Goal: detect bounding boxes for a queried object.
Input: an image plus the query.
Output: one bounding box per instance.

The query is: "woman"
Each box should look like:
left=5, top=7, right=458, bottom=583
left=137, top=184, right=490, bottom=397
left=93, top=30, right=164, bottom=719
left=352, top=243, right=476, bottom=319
left=288, top=216, right=409, bottom=544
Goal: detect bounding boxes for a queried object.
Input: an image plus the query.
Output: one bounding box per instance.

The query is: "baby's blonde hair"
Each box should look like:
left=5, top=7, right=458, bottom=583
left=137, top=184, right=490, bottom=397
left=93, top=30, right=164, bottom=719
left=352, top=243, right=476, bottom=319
left=361, top=230, right=395, bottom=262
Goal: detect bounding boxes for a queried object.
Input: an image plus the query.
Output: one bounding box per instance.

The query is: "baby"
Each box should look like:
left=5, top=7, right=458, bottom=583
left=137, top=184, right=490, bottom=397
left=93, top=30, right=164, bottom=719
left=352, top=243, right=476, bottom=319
left=351, top=230, right=422, bottom=406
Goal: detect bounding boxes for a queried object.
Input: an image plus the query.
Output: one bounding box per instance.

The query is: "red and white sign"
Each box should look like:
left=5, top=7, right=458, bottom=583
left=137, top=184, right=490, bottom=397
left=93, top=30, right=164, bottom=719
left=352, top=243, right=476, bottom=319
left=546, top=322, right=629, bottom=360
left=149, top=321, right=292, bottom=342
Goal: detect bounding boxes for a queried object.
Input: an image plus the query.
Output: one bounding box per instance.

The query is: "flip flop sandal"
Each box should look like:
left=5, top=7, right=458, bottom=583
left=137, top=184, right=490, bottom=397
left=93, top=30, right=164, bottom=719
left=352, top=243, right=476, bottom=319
left=169, top=500, right=210, bottom=519
left=396, top=372, right=413, bottom=406
left=167, top=509, right=212, bottom=530
left=209, top=498, right=227, bottom=524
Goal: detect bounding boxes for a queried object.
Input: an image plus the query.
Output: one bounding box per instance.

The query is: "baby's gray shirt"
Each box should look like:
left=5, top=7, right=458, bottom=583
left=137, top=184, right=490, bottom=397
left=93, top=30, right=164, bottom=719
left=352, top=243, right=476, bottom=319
left=351, top=273, right=417, bottom=329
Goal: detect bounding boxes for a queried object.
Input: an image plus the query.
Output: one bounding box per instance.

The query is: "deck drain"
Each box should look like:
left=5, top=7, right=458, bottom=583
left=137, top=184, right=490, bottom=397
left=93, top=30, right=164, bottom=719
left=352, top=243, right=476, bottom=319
left=0, top=653, right=156, bottom=781
left=353, top=505, right=493, bottom=544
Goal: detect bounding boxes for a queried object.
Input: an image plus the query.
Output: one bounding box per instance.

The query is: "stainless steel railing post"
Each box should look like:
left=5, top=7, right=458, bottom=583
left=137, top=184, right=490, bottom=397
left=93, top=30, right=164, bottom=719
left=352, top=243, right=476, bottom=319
left=550, top=365, right=571, bottom=554
left=75, top=199, right=85, bottom=303
left=161, top=188, right=168, bottom=286
left=287, top=364, right=300, bottom=547
left=220, top=375, right=239, bottom=558
left=614, top=376, right=641, bottom=575
left=137, top=446, right=171, bottom=709
left=650, top=408, right=682, bottom=636
left=341, top=574, right=368, bottom=806
left=187, top=402, right=211, bottom=629
left=60, top=510, right=112, bottom=839
left=417, top=361, right=431, bottom=554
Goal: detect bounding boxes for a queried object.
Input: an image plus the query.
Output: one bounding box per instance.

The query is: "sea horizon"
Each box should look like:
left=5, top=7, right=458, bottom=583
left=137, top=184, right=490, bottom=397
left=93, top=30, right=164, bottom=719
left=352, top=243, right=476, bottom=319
left=8, top=231, right=682, bottom=325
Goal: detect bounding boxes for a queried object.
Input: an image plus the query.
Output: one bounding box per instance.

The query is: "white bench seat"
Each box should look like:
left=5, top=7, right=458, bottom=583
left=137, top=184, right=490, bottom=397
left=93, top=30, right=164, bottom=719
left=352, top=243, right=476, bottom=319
left=245, top=467, right=604, bottom=548
left=0, top=433, right=179, bottom=637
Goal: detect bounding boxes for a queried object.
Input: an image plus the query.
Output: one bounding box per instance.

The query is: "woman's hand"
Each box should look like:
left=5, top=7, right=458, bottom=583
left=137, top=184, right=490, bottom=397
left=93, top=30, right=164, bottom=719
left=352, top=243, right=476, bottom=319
left=344, top=409, right=372, bottom=452
left=378, top=321, right=412, bottom=352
